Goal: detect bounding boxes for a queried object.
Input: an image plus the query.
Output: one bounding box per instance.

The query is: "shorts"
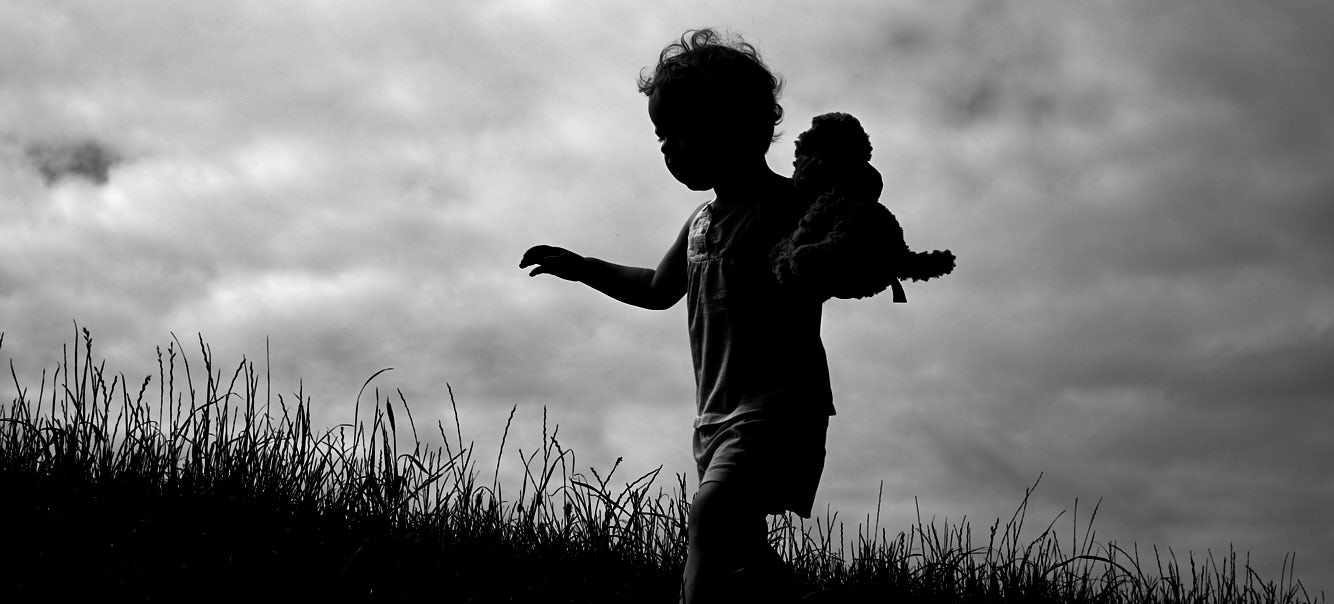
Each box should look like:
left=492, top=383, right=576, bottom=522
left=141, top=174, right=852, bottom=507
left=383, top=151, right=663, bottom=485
left=693, top=412, right=830, bottom=519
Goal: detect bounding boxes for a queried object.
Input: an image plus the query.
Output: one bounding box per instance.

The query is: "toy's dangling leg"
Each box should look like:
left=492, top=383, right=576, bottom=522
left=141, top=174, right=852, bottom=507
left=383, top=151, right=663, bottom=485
left=891, top=279, right=906, bottom=303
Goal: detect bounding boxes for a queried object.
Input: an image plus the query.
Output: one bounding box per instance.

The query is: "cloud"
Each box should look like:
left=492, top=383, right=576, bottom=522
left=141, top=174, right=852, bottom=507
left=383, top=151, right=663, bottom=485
left=793, top=0, right=1334, bottom=588
left=23, top=139, right=120, bottom=185
left=1, top=0, right=1332, bottom=593
left=1169, top=328, right=1334, bottom=416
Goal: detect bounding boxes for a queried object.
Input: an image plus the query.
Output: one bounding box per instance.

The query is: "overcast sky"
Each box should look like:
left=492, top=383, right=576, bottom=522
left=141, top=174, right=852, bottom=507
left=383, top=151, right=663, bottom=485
left=2, top=0, right=1331, bottom=593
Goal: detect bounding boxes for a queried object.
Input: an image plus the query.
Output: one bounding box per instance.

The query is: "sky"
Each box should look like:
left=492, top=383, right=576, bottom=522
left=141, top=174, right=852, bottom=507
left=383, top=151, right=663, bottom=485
left=2, top=0, right=1332, bottom=594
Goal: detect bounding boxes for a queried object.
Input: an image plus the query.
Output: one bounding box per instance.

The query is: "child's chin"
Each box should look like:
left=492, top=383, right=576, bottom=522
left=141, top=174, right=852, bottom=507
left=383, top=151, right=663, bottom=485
left=671, top=174, right=713, bottom=191
left=668, top=168, right=712, bottom=191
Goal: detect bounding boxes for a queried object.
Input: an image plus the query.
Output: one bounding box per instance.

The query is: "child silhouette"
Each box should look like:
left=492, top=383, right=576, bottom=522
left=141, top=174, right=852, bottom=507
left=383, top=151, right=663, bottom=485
left=521, top=29, right=829, bottom=603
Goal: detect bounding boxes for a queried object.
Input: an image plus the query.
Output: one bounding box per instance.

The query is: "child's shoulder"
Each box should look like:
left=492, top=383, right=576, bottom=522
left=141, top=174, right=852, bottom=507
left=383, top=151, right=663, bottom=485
left=686, top=200, right=711, bottom=223
left=765, top=175, right=809, bottom=221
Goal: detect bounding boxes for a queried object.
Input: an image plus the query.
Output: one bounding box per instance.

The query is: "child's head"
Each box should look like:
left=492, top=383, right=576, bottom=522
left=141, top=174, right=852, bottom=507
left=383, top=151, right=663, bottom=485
left=640, top=29, right=784, bottom=190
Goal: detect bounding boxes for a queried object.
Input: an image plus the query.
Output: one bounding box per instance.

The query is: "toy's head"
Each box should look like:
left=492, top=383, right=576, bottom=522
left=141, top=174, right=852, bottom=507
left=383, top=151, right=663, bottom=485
left=792, top=113, right=880, bottom=199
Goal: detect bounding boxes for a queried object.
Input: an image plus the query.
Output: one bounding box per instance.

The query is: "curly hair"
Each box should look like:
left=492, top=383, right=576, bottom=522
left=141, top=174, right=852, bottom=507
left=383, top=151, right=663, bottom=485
left=638, top=28, right=785, bottom=153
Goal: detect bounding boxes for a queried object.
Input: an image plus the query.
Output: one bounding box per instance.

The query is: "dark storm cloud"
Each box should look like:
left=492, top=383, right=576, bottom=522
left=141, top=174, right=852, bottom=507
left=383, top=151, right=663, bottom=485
left=801, top=1, right=1334, bottom=589
left=23, top=139, right=120, bottom=185
left=1169, top=330, right=1334, bottom=415
left=2, top=0, right=1332, bottom=593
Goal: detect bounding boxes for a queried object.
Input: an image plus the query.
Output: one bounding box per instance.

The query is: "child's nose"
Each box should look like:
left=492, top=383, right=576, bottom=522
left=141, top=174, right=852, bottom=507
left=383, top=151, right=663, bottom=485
left=660, top=135, right=686, bottom=154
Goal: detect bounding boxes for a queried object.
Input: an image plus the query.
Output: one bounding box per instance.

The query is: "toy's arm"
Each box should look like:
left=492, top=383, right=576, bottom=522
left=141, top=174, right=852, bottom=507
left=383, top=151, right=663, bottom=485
left=773, top=199, right=910, bottom=300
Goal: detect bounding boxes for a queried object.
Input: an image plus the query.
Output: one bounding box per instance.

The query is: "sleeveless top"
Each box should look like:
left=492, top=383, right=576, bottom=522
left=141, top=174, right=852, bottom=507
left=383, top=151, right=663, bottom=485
left=686, top=186, right=836, bottom=428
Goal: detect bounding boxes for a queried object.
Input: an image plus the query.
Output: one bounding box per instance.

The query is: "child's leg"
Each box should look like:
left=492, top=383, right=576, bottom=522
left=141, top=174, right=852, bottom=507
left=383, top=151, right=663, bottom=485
left=686, top=413, right=826, bottom=602
left=681, top=480, right=769, bottom=604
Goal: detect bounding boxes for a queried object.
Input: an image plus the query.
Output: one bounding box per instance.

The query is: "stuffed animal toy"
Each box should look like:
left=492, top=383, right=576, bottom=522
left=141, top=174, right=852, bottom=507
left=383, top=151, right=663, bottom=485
left=770, top=112, right=955, bottom=302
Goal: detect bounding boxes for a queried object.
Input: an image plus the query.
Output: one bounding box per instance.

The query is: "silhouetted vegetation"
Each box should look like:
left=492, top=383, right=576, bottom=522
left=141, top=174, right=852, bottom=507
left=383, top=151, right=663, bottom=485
left=0, top=329, right=1322, bottom=602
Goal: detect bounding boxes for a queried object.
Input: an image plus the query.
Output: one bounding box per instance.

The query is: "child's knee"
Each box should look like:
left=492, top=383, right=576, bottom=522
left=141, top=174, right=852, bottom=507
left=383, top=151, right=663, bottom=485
left=690, top=482, right=766, bottom=543
left=692, top=482, right=749, bottom=519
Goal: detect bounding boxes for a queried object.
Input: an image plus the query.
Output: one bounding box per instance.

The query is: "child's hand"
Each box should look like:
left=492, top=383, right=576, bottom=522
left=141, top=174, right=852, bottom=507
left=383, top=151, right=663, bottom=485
left=520, top=245, right=587, bottom=281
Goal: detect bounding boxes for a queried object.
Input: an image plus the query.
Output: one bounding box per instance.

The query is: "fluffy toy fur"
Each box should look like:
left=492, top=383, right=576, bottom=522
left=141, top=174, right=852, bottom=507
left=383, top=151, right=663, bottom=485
left=771, top=113, right=955, bottom=301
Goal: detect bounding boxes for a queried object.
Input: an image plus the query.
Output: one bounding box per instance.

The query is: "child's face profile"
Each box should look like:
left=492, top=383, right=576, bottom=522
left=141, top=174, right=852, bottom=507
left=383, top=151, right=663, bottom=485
left=649, top=90, right=751, bottom=192
left=649, top=90, right=715, bottom=191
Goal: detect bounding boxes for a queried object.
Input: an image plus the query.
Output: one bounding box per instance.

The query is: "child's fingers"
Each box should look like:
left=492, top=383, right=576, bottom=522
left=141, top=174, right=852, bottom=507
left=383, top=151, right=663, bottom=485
left=520, top=245, right=582, bottom=280
left=519, top=247, right=541, bottom=267
left=522, top=257, right=555, bottom=272
left=520, top=248, right=548, bottom=268
left=520, top=245, right=563, bottom=268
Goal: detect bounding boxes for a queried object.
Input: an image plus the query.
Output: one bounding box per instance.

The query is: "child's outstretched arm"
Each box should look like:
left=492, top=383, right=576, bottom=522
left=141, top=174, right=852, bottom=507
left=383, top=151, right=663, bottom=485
left=519, top=209, right=695, bottom=311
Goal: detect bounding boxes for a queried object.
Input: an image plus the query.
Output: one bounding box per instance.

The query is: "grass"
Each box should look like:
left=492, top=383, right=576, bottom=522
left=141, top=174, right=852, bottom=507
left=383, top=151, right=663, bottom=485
left=0, top=327, right=1323, bottom=603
